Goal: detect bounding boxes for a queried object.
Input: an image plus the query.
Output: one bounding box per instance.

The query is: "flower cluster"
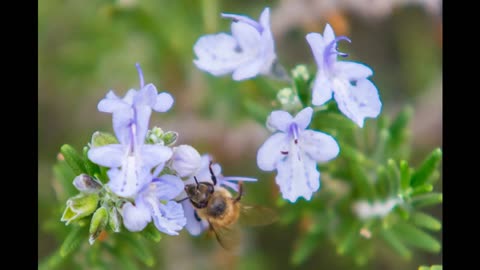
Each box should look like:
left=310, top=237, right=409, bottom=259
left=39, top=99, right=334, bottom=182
left=61, top=64, right=260, bottom=239
left=86, top=64, right=187, bottom=234
left=194, top=7, right=382, bottom=202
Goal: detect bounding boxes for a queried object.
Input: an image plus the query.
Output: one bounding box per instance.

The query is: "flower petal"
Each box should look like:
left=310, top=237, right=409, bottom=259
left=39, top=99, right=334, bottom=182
left=323, top=24, right=336, bottom=44
left=171, top=145, right=202, bottom=177
left=107, top=160, right=150, bottom=198
left=221, top=13, right=262, bottom=32
left=98, top=90, right=127, bottom=113
left=194, top=33, right=246, bottom=76
left=334, top=79, right=382, bottom=128
left=301, top=130, right=339, bottom=162
left=275, top=152, right=320, bottom=202
left=181, top=201, right=209, bottom=236
left=266, top=110, right=293, bottom=132
left=311, top=73, right=333, bottom=106
left=152, top=201, right=187, bottom=235
left=153, top=92, right=174, bottom=112
left=232, top=58, right=264, bottom=81
left=258, top=7, right=270, bottom=31
left=140, top=145, right=173, bottom=169
left=335, top=61, right=373, bottom=81
left=150, top=174, right=184, bottom=200
left=121, top=201, right=151, bottom=232
left=133, top=104, right=152, bottom=145
left=256, top=133, right=289, bottom=171
left=306, top=33, right=326, bottom=68
left=135, top=84, right=158, bottom=107
left=112, top=108, right=134, bottom=145
left=293, top=107, right=313, bottom=130
left=87, top=144, right=125, bottom=168
left=231, top=21, right=261, bottom=52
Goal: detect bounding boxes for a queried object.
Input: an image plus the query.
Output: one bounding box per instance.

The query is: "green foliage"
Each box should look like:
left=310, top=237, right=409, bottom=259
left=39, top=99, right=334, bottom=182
left=40, top=143, right=166, bottom=269
left=419, top=265, right=442, bottom=270
left=265, top=66, right=443, bottom=267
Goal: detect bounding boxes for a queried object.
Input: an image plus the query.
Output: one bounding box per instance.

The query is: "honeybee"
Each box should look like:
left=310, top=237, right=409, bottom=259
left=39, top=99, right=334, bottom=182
left=184, top=162, right=278, bottom=250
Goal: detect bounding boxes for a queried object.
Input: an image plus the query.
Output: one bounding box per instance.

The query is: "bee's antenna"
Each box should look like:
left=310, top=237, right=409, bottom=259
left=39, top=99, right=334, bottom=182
left=209, top=161, right=217, bottom=185
left=234, top=181, right=244, bottom=203
left=194, top=176, right=199, bottom=186
left=176, top=196, right=190, bottom=203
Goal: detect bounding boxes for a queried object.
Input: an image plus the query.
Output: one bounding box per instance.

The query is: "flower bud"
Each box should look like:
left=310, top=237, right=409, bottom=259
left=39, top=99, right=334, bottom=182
left=146, top=127, right=165, bottom=145
left=61, top=193, right=100, bottom=225
left=73, top=174, right=102, bottom=193
left=89, top=206, right=109, bottom=245
left=108, top=207, right=121, bottom=233
left=170, top=145, right=202, bottom=177
left=90, top=131, right=118, bottom=147
left=162, top=131, right=178, bottom=146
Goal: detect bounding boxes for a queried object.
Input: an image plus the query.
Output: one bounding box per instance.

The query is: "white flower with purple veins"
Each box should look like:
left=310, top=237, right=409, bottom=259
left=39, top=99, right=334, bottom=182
left=122, top=175, right=187, bottom=234
left=257, top=107, right=339, bottom=202
left=306, top=24, right=382, bottom=128
left=181, top=155, right=257, bottom=235
left=88, top=64, right=174, bottom=198
left=193, top=7, right=277, bottom=81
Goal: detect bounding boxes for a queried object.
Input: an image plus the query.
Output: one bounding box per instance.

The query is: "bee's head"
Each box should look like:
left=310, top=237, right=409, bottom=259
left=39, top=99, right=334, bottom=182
left=184, top=176, right=215, bottom=208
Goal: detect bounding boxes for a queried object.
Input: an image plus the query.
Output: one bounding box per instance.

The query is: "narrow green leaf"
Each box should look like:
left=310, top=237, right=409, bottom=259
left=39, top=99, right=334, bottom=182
left=120, top=235, right=155, bottom=267
left=140, top=224, right=162, bottom=243
left=386, top=159, right=400, bottom=194
left=60, top=226, right=84, bottom=257
left=53, top=162, right=77, bottom=198
left=350, top=164, right=376, bottom=198
left=411, top=193, right=443, bottom=208
left=38, top=250, right=64, bottom=270
left=419, top=265, right=442, bottom=270
left=83, top=146, right=100, bottom=177
left=376, top=166, right=391, bottom=197
left=380, top=229, right=412, bottom=260
left=389, top=105, right=413, bottom=145
left=411, top=184, right=433, bottom=196
left=411, top=148, right=442, bottom=187
left=337, top=222, right=361, bottom=255
left=412, top=212, right=441, bottom=231
left=400, top=160, right=411, bottom=191
left=391, top=223, right=441, bottom=252
left=291, top=231, right=321, bottom=266
left=60, top=144, right=87, bottom=175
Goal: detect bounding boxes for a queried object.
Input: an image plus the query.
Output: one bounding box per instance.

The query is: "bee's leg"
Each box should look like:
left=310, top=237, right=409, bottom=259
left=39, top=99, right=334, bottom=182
left=209, top=161, right=217, bottom=185
left=234, top=181, right=243, bottom=203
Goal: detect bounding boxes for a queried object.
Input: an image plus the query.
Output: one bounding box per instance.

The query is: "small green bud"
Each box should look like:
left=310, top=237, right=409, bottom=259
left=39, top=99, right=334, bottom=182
left=277, top=87, right=302, bottom=111
left=146, top=127, right=165, bottom=145
left=291, top=65, right=310, bottom=81
left=161, top=131, right=178, bottom=146
left=108, top=207, right=121, bottom=233
left=73, top=174, right=102, bottom=193
left=89, top=206, right=109, bottom=245
left=90, top=131, right=118, bottom=147
left=61, top=193, right=100, bottom=225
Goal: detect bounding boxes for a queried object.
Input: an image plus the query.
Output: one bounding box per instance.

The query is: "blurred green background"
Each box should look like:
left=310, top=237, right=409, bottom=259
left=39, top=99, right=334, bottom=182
left=38, top=0, right=442, bottom=269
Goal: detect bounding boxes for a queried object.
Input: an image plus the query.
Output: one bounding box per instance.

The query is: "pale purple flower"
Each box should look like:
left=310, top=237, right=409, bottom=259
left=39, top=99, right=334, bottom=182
left=256, top=107, right=339, bottom=202
left=170, top=145, right=202, bottom=178
left=193, top=7, right=277, bottom=81
left=306, top=24, right=382, bottom=127
left=121, top=174, right=187, bottom=235
left=181, top=154, right=257, bottom=235
left=88, top=64, right=173, bottom=198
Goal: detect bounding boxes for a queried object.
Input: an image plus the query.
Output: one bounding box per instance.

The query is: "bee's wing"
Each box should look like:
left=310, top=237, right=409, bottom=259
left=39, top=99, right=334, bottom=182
left=238, top=204, right=279, bottom=226
left=209, top=221, right=241, bottom=251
